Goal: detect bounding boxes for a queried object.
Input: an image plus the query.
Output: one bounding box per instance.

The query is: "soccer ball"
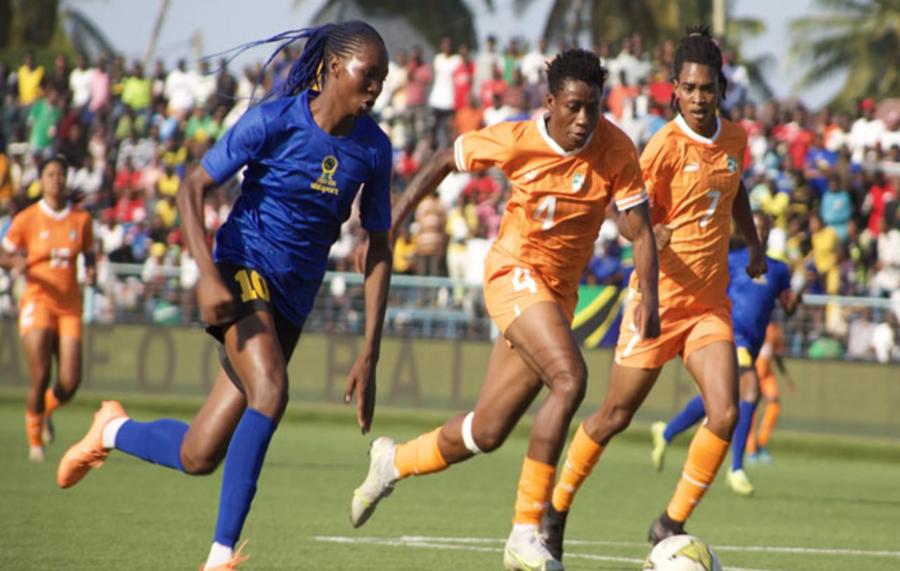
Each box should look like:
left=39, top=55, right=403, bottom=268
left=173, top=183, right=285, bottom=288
left=642, top=535, right=722, bottom=571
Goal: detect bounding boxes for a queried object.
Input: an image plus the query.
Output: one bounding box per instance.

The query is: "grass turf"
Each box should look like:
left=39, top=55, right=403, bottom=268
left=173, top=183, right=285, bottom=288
left=2, top=390, right=898, bottom=571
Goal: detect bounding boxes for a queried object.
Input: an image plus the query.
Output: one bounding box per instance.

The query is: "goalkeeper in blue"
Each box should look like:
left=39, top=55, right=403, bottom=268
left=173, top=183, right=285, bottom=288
left=651, top=212, right=805, bottom=495
left=56, top=21, right=393, bottom=569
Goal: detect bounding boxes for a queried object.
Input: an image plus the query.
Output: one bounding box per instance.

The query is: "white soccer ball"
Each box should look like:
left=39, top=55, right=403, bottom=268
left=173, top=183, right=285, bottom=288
left=642, top=535, right=723, bottom=571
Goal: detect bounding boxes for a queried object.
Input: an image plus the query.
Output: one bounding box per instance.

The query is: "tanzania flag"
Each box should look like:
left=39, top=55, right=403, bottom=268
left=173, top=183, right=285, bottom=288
left=571, top=285, right=626, bottom=349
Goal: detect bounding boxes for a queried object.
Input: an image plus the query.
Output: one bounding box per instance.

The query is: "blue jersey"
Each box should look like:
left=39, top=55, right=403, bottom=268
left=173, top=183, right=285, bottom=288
left=202, top=90, right=392, bottom=326
left=728, top=248, right=791, bottom=358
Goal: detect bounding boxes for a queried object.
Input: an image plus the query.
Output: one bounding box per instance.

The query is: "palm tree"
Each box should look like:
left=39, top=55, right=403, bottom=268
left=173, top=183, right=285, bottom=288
left=790, top=0, right=900, bottom=108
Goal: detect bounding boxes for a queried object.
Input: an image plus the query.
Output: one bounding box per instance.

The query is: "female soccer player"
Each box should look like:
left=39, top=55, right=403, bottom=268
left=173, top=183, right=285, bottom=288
left=350, top=48, right=660, bottom=571
left=541, top=27, right=767, bottom=561
left=650, top=213, right=806, bottom=496
left=56, top=21, right=393, bottom=570
left=1, top=155, right=94, bottom=462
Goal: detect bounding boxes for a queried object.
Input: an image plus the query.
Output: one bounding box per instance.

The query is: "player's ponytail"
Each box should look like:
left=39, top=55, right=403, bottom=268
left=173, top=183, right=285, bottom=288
left=208, top=20, right=383, bottom=102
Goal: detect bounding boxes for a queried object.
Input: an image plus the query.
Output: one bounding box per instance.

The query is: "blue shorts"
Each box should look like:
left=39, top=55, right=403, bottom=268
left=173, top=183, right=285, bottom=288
left=734, top=331, right=760, bottom=369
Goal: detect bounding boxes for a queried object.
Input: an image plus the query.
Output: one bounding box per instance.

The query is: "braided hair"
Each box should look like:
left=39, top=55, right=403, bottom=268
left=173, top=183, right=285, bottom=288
left=546, top=48, right=608, bottom=95
left=210, top=20, right=385, bottom=101
left=671, top=25, right=727, bottom=109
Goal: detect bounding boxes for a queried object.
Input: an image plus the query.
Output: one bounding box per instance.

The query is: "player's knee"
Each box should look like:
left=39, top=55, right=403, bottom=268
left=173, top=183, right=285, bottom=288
left=548, top=364, right=587, bottom=408
left=471, top=423, right=507, bottom=453
left=244, top=372, right=288, bottom=415
left=597, top=405, right=634, bottom=438
left=179, top=448, right=222, bottom=476
left=708, top=402, right=738, bottom=436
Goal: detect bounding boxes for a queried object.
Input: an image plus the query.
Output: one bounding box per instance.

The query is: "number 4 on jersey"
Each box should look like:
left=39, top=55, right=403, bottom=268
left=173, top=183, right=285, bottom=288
left=533, top=196, right=557, bottom=230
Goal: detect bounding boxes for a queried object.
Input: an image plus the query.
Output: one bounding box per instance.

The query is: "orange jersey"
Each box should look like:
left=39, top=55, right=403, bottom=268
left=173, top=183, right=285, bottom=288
left=2, top=200, right=93, bottom=311
left=631, top=115, right=747, bottom=308
left=454, top=115, right=646, bottom=297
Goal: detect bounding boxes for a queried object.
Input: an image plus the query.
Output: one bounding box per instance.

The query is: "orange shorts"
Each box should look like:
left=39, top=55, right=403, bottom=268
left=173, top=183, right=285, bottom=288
left=19, top=297, right=82, bottom=339
left=483, top=248, right=577, bottom=334
left=615, top=296, right=733, bottom=369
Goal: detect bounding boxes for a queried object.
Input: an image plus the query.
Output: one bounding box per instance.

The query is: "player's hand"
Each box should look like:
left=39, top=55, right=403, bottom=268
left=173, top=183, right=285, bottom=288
left=9, top=252, right=28, bottom=275
left=634, top=297, right=661, bottom=339
left=785, top=375, right=797, bottom=393
left=653, top=224, right=673, bottom=251
left=197, top=274, right=235, bottom=325
left=344, top=353, right=377, bottom=434
left=746, top=246, right=767, bottom=279
left=352, top=239, right=368, bottom=274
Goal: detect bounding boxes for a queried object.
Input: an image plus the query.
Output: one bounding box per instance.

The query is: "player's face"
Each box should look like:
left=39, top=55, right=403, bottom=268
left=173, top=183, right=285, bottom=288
left=40, top=161, right=67, bottom=202
left=332, top=41, right=389, bottom=117
left=546, top=79, right=600, bottom=151
left=673, top=62, right=720, bottom=134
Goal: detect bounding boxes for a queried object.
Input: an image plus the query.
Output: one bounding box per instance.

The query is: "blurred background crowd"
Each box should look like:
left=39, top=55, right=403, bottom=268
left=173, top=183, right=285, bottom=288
left=1, top=33, right=898, bottom=360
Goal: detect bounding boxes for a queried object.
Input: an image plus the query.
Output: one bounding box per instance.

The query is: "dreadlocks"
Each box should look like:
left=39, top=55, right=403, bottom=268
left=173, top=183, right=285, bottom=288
left=673, top=25, right=727, bottom=104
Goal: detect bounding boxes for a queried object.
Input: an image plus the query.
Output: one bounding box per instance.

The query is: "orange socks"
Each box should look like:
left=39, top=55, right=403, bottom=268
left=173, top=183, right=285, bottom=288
left=513, top=457, right=556, bottom=525
left=666, top=426, right=729, bottom=522
left=757, top=402, right=780, bottom=448
left=25, top=411, right=43, bottom=448
left=44, top=388, right=61, bottom=415
left=551, top=423, right=605, bottom=513
left=394, top=428, right=449, bottom=479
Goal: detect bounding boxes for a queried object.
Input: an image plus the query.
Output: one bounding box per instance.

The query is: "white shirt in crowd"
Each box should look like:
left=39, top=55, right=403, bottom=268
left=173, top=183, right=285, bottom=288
left=165, top=68, right=195, bottom=114
left=429, top=52, right=461, bottom=111
left=69, top=66, right=95, bottom=108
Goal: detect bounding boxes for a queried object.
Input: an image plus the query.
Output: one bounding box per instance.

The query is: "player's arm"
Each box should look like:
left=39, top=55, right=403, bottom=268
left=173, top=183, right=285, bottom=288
left=176, top=166, right=235, bottom=324
left=732, top=180, right=766, bottom=278
left=344, top=230, right=392, bottom=434
left=773, top=353, right=796, bottom=391
left=0, top=218, right=27, bottom=274
left=390, top=148, right=456, bottom=237
left=623, top=201, right=661, bottom=339
left=617, top=207, right=672, bottom=252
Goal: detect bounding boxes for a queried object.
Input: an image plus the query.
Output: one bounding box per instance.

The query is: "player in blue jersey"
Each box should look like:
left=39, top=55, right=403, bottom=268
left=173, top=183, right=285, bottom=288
left=650, top=212, right=806, bottom=495
left=56, top=21, right=393, bottom=569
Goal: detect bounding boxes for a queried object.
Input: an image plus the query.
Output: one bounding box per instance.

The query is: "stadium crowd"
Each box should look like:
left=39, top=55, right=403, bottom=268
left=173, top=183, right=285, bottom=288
left=1, top=34, right=898, bottom=361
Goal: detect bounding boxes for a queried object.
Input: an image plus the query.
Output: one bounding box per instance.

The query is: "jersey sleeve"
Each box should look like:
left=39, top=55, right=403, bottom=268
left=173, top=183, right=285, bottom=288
left=1, top=210, right=27, bottom=253
left=359, top=137, right=393, bottom=233
left=639, top=132, right=675, bottom=213
left=453, top=123, right=514, bottom=173
left=201, top=105, right=267, bottom=184
left=611, top=142, right=648, bottom=211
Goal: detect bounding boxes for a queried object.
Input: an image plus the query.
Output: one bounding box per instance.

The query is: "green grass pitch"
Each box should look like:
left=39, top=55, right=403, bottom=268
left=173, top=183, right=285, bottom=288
left=2, top=390, right=898, bottom=570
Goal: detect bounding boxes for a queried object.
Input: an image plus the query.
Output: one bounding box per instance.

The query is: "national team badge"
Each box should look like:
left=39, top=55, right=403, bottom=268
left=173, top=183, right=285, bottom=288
left=726, top=156, right=738, bottom=174
left=312, top=155, right=340, bottom=195
left=69, top=229, right=77, bottom=242
left=572, top=172, right=585, bottom=192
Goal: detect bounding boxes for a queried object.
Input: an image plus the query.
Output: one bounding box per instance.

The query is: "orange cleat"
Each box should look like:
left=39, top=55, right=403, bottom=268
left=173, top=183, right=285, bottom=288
left=56, top=400, right=128, bottom=489
left=201, top=540, right=249, bottom=570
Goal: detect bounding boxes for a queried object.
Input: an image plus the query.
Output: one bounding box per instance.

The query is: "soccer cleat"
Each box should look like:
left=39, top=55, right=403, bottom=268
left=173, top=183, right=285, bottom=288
left=350, top=437, right=397, bottom=528
left=651, top=421, right=668, bottom=471
left=56, top=400, right=128, bottom=489
left=727, top=469, right=755, bottom=496
left=540, top=504, right=569, bottom=561
left=756, top=448, right=773, bottom=465
left=29, top=446, right=45, bottom=462
left=503, top=525, right=564, bottom=571
left=42, top=414, right=55, bottom=445
left=201, top=540, right=249, bottom=570
left=647, top=512, right=687, bottom=546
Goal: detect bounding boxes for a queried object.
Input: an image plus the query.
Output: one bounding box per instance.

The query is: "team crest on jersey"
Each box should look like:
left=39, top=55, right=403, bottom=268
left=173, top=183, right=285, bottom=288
left=726, top=156, right=738, bottom=174
left=311, top=155, right=340, bottom=195
left=69, top=229, right=77, bottom=242
left=572, top=172, right=585, bottom=192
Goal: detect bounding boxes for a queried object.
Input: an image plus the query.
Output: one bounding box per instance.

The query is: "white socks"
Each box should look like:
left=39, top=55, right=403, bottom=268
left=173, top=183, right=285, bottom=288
left=101, top=417, right=128, bottom=449
left=204, top=542, right=233, bottom=569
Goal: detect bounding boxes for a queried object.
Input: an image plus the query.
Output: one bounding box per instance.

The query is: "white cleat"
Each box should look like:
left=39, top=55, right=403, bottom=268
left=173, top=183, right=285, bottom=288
left=350, top=437, right=397, bottom=528
left=727, top=468, right=755, bottom=496
left=503, top=525, right=564, bottom=571
left=29, top=446, right=45, bottom=462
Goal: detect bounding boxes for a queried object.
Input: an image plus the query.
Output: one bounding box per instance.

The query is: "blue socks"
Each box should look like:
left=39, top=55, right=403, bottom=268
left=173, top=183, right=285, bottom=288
left=664, top=395, right=706, bottom=442
left=213, top=408, right=277, bottom=548
left=731, top=400, right=757, bottom=471
left=115, top=419, right=189, bottom=471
